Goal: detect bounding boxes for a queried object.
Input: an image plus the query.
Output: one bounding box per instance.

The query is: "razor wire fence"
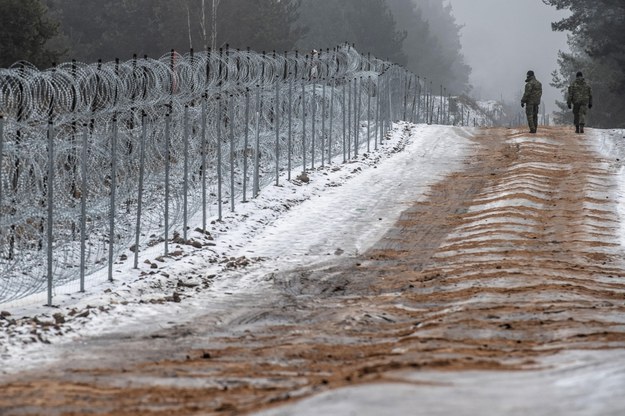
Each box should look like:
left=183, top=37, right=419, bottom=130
left=0, top=44, right=452, bottom=306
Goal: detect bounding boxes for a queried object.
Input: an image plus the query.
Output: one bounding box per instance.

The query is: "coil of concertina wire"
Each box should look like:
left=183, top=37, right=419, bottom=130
left=0, top=44, right=440, bottom=304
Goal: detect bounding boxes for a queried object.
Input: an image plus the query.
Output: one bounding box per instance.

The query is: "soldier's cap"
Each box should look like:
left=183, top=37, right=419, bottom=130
left=576, top=71, right=583, bottom=78
left=527, top=70, right=534, bottom=77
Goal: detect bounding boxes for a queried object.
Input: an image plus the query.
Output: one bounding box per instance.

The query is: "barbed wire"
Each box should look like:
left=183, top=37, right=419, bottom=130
left=0, top=44, right=428, bottom=305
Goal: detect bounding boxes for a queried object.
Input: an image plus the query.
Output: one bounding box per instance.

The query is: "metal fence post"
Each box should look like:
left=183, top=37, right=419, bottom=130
left=382, top=75, right=386, bottom=143
left=243, top=89, right=250, bottom=201
left=108, top=118, right=118, bottom=283
left=342, top=82, right=347, bottom=162
left=416, top=77, right=422, bottom=123
left=201, top=96, right=208, bottom=228
left=229, top=96, right=235, bottom=212
left=354, top=77, right=361, bottom=157
left=447, top=93, right=451, bottom=125
left=387, top=76, right=393, bottom=134
left=424, top=78, right=429, bottom=124
left=46, top=119, right=54, bottom=305
left=275, top=76, right=280, bottom=185
left=288, top=76, right=293, bottom=180
left=311, top=79, right=316, bottom=169
left=217, top=98, right=223, bottom=219
left=183, top=105, right=190, bottom=240
left=367, top=77, right=371, bottom=152
left=321, top=80, right=326, bottom=167
left=80, top=123, right=88, bottom=292
left=164, top=114, right=171, bottom=255
left=302, top=82, right=307, bottom=173
left=254, top=87, right=262, bottom=197
left=440, top=84, right=444, bottom=125
left=347, top=78, right=352, bottom=160
left=133, top=112, right=147, bottom=269
left=461, top=104, right=464, bottom=126
left=429, top=81, right=434, bottom=125
left=375, top=76, right=380, bottom=150
left=403, top=73, right=409, bottom=121
left=328, top=78, right=335, bottom=164
left=412, top=77, right=418, bottom=123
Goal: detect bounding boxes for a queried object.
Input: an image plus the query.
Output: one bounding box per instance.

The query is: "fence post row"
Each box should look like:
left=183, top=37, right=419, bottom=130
left=0, top=45, right=457, bottom=305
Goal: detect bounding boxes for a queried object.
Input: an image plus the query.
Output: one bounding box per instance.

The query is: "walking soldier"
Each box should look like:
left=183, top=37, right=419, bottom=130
left=567, top=71, right=593, bottom=134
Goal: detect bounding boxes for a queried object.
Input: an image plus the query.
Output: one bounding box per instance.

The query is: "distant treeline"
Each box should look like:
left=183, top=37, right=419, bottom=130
left=0, top=0, right=471, bottom=95
left=544, top=0, right=625, bottom=128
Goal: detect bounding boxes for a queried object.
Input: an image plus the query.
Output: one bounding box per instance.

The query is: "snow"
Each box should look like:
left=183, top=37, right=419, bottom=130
left=0, top=122, right=474, bottom=374
left=2, top=124, right=625, bottom=415
left=593, top=128, right=625, bottom=247
left=239, top=124, right=470, bottom=260
left=254, top=350, right=625, bottom=416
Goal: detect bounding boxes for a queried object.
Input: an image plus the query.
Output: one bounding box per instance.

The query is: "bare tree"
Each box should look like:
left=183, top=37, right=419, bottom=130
left=185, top=2, right=193, bottom=49
left=211, top=0, right=220, bottom=51
left=179, top=0, right=209, bottom=51
left=199, top=0, right=208, bottom=51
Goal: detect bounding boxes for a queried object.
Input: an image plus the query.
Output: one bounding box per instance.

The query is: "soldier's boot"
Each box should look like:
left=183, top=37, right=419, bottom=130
left=580, top=124, right=584, bottom=134
left=575, top=124, right=580, bottom=133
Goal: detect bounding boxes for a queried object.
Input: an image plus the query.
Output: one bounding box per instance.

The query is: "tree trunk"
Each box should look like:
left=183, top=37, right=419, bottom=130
left=211, top=0, right=220, bottom=51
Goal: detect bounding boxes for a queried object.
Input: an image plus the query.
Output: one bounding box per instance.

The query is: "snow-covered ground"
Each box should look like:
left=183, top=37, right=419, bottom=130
left=0, top=122, right=474, bottom=374
left=2, top=124, right=625, bottom=416
left=256, top=349, right=625, bottom=416
left=593, top=128, right=625, bottom=246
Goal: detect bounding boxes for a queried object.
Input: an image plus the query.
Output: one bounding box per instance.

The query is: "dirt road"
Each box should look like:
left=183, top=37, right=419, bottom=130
left=2, top=127, right=625, bottom=415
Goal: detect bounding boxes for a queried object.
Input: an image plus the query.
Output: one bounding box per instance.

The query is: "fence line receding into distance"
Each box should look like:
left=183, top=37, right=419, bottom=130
left=0, top=44, right=452, bottom=305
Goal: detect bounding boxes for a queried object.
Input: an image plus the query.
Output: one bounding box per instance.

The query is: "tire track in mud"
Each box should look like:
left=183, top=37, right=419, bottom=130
left=2, top=127, right=625, bottom=415
left=367, top=128, right=625, bottom=354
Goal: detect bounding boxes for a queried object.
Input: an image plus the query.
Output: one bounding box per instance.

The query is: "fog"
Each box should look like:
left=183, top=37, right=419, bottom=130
left=449, top=0, right=571, bottom=113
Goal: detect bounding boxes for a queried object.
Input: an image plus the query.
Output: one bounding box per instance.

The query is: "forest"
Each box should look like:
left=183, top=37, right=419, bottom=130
left=543, top=0, right=625, bottom=128
left=0, top=0, right=471, bottom=95
left=1, top=0, right=624, bottom=126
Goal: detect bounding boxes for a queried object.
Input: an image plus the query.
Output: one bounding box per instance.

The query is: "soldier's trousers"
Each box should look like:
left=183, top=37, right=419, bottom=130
left=526, top=104, right=539, bottom=132
left=573, top=103, right=588, bottom=126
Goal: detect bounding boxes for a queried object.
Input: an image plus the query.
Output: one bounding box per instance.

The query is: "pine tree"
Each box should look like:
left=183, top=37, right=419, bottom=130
left=297, top=0, right=406, bottom=65
left=410, top=0, right=471, bottom=94
left=0, top=0, right=63, bottom=68
left=387, top=0, right=457, bottom=94
left=49, top=0, right=303, bottom=62
left=544, top=0, right=625, bottom=127
left=216, top=0, right=303, bottom=52
left=47, top=0, right=192, bottom=62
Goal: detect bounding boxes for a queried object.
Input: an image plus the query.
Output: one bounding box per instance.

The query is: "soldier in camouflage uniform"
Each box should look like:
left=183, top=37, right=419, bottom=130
left=521, top=70, right=543, bottom=133
left=567, top=71, right=593, bottom=134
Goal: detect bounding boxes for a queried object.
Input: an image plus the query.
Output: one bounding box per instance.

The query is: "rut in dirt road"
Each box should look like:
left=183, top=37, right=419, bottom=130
left=363, top=127, right=625, bottom=354
left=1, top=127, right=625, bottom=416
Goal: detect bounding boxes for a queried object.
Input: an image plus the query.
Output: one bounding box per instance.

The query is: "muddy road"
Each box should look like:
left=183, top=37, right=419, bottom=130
left=2, top=126, right=625, bottom=415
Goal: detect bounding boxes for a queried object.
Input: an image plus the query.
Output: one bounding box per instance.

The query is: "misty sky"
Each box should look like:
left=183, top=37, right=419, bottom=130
left=449, top=0, right=571, bottom=113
